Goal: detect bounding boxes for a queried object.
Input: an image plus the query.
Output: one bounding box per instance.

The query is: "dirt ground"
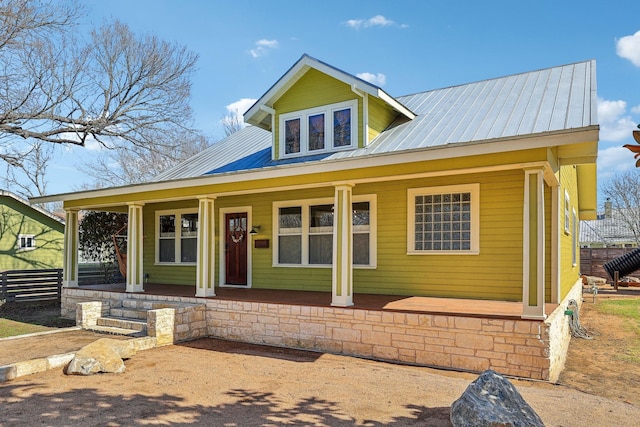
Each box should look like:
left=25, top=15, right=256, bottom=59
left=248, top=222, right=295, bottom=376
left=558, top=292, right=640, bottom=407
left=0, top=295, right=639, bottom=426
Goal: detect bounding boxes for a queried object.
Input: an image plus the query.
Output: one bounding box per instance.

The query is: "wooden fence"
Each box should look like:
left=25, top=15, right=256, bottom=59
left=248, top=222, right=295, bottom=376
left=580, top=247, right=640, bottom=280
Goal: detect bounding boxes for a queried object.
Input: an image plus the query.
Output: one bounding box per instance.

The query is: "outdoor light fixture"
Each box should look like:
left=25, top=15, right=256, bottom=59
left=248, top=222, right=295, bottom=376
left=250, top=225, right=261, bottom=234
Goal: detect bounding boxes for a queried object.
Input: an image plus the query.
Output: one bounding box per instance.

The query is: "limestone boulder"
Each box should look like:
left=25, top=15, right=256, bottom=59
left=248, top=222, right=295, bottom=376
left=450, top=370, right=544, bottom=427
left=66, top=338, right=136, bottom=376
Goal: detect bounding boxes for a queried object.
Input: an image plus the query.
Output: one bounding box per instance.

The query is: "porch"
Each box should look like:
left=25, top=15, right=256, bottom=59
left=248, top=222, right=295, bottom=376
left=61, top=282, right=578, bottom=382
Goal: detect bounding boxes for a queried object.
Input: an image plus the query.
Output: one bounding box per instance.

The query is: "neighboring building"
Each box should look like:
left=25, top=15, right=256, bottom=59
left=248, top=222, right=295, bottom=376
left=0, top=190, right=65, bottom=271
left=580, top=199, right=639, bottom=248
left=34, top=55, right=598, bottom=380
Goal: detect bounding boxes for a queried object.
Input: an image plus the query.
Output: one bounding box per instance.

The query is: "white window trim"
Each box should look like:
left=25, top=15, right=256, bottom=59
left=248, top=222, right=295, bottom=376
left=17, top=234, right=36, bottom=251
left=572, top=208, right=577, bottom=266
left=272, top=195, right=377, bottom=268
left=407, top=183, right=480, bottom=255
left=279, top=99, right=358, bottom=159
left=564, top=190, right=571, bottom=235
left=155, top=208, right=198, bottom=265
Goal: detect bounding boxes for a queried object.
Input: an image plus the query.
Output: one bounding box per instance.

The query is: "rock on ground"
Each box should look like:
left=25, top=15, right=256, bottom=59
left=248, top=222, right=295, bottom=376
left=450, top=369, right=544, bottom=427
left=66, top=338, right=136, bottom=376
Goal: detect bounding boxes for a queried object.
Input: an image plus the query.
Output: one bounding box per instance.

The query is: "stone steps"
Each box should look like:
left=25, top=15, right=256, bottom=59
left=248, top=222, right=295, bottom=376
left=109, top=307, right=148, bottom=320
left=85, top=314, right=148, bottom=337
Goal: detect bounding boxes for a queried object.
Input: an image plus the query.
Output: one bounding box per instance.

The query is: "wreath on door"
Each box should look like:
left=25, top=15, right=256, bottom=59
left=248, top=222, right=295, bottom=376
left=230, top=223, right=245, bottom=244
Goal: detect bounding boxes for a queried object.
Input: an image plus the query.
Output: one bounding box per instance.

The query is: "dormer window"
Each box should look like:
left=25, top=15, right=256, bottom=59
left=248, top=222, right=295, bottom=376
left=280, top=100, right=358, bottom=158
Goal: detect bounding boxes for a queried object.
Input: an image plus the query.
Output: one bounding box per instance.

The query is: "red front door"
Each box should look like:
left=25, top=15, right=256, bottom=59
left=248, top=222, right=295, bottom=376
left=225, top=212, right=248, bottom=285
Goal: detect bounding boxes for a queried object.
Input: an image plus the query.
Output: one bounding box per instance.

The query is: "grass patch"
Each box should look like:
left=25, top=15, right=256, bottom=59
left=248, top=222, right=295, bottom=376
left=0, top=318, right=51, bottom=338
left=595, top=299, right=640, bottom=364
left=0, top=301, right=75, bottom=339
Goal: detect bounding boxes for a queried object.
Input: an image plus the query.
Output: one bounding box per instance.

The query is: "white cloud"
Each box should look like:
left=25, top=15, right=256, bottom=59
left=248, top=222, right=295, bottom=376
left=632, top=105, right=640, bottom=115
left=616, top=30, right=640, bottom=67
left=598, top=145, right=636, bottom=182
left=222, top=98, right=257, bottom=126
left=356, top=72, right=386, bottom=86
left=345, top=15, right=406, bottom=30
left=249, top=39, right=278, bottom=58
left=598, top=97, right=639, bottom=142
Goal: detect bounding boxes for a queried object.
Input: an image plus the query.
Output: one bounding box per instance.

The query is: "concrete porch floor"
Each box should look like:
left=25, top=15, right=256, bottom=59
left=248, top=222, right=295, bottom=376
left=76, top=283, right=558, bottom=320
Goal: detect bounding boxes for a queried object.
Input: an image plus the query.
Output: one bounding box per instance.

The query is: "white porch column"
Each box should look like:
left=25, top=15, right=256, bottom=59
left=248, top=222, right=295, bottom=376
left=196, top=196, right=216, bottom=297
left=126, top=202, right=145, bottom=293
left=332, top=184, right=354, bottom=307
left=63, top=209, right=79, bottom=288
left=522, top=169, right=546, bottom=319
left=551, top=183, right=560, bottom=304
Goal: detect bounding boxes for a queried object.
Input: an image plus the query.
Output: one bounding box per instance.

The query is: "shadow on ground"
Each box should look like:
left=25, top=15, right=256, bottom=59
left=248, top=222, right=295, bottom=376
left=0, top=383, right=452, bottom=426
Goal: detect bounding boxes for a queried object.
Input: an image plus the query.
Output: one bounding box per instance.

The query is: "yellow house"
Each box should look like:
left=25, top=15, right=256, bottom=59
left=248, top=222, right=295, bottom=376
left=34, top=55, right=598, bottom=380
left=0, top=190, right=64, bottom=271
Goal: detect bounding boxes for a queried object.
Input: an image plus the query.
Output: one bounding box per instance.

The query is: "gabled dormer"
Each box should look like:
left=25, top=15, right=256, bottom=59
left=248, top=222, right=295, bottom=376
left=244, top=54, right=415, bottom=161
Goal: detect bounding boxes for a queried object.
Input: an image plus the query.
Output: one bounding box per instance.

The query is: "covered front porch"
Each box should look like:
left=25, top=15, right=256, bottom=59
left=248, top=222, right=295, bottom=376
left=71, top=282, right=559, bottom=319
left=60, top=281, right=578, bottom=382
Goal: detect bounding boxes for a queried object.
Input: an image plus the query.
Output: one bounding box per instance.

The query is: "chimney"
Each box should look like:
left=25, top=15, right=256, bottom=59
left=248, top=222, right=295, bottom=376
left=604, top=198, right=612, bottom=219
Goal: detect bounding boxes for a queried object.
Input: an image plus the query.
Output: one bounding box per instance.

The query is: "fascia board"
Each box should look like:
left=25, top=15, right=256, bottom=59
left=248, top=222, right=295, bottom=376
left=32, top=126, right=599, bottom=207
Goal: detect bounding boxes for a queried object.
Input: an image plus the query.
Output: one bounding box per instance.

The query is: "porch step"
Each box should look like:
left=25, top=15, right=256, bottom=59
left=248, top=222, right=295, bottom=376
left=86, top=317, right=147, bottom=337
left=97, top=316, right=147, bottom=332
left=109, top=307, right=148, bottom=320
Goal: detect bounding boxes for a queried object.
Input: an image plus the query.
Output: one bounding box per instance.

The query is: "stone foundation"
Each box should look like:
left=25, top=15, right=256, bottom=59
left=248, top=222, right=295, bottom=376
left=63, top=281, right=583, bottom=381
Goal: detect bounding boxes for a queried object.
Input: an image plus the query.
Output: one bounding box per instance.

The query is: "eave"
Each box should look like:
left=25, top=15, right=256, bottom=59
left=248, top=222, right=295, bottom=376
left=31, top=126, right=598, bottom=210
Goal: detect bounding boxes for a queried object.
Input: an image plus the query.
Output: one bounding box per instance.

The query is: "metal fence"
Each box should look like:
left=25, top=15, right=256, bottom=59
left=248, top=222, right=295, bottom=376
left=0, top=269, right=63, bottom=302
left=0, top=264, right=121, bottom=303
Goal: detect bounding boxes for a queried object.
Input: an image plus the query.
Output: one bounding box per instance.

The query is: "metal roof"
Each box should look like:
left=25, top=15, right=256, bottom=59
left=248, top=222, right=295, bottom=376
left=154, top=60, right=597, bottom=182
left=580, top=209, right=638, bottom=245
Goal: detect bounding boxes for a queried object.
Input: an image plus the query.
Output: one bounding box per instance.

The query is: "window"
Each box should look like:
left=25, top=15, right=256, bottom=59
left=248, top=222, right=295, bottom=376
left=18, top=234, right=36, bottom=251
left=564, top=191, right=571, bottom=234
left=407, top=184, right=480, bottom=254
left=279, top=100, right=357, bottom=158
left=274, top=196, right=375, bottom=267
left=156, top=209, right=198, bottom=264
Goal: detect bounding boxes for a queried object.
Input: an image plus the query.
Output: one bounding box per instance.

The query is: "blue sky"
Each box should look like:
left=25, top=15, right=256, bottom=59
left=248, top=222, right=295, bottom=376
left=43, top=0, right=640, bottom=204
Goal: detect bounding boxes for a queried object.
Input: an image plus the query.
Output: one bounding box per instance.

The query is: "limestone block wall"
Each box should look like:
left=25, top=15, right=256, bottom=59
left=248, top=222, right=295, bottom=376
left=545, top=278, right=584, bottom=382
left=205, top=300, right=552, bottom=380
left=62, top=288, right=207, bottom=343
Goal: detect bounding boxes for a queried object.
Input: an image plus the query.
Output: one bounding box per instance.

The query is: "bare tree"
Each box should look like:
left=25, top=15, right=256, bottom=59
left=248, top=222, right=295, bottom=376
left=0, top=0, right=204, bottom=193
left=79, top=129, right=211, bottom=187
left=221, top=113, right=243, bottom=137
left=602, top=170, right=640, bottom=245
left=3, top=141, right=53, bottom=197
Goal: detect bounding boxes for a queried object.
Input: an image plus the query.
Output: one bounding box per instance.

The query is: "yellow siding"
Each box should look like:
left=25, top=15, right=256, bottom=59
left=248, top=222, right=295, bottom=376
left=143, top=199, right=198, bottom=286
left=352, top=170, right=525, bottom=300
left=273, top=69, right=362, bottom=156
left=0, top=198, right=64, bottom=270
left=367, top=96, right=400, bottom=142
left=559, top=165, right=581, bottom=299
left=138, top=170, right=529, bottom=300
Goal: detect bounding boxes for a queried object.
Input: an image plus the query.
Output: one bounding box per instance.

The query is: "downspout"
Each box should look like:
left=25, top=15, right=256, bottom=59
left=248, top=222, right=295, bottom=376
left=351, top=84, right=368, bottom=147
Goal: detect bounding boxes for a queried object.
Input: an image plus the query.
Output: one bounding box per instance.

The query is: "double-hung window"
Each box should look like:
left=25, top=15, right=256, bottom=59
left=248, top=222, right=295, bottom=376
left=280, top=100, right=358, bottom=158
left=18, top=234, right=36, bottom=251
left=408, top=184, right=480, bottom=254
left=274, top=196, right=375, bottom=267
left=156, top=209, right=198, bottom=264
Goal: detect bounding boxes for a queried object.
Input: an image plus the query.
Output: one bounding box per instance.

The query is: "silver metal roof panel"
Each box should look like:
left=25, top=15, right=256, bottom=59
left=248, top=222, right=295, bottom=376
left=154, top=60, right=597, bottom=182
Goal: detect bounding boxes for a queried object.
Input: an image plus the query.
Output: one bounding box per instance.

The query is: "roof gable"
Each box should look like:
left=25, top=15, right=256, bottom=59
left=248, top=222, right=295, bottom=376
left=244, top=54, right=415, bottom=131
